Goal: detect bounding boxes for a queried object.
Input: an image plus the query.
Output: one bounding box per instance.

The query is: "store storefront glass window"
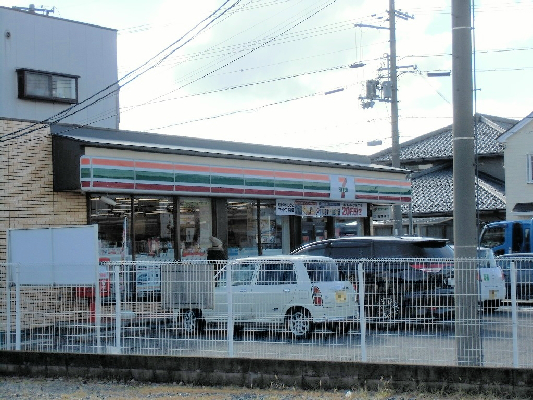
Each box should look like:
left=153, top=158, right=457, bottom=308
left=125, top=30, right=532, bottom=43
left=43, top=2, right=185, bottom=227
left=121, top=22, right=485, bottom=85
left=301, top=217, right=327, bottom=245
left=179, top=197, right=212, bottom=260
left=134, top=196, right=174, bottom=261
left=89, top=195, right=132, bottom=261
left=335, top=218, right=360, bottom=237
left=260, top=200, right=283, bottom=256
left=227, top=199, right=258, bottom=259
left=226, top=199, right=282, bottom=259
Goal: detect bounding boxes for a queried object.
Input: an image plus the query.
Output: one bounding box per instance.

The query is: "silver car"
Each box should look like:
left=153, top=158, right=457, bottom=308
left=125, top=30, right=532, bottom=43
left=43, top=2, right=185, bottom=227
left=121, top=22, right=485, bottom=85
left=185, top=255, right=358, bottom=338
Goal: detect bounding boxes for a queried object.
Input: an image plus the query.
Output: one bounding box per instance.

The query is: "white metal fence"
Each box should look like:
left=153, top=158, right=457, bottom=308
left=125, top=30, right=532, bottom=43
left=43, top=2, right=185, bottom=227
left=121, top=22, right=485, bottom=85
left=1, top=256, right=532, bottom=367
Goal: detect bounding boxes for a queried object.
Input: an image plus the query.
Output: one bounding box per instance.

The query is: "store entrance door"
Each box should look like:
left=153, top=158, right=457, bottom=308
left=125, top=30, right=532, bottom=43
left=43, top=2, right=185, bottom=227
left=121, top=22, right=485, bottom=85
left=301, top=217, right=327, bottom=245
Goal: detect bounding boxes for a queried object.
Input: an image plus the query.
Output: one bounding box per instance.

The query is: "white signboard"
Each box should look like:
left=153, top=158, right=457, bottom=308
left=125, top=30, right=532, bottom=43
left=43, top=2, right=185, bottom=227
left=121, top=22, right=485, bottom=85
left=276, top=199, right=296, bottom=215
left=276, top=199, right=366, bottom=218
left=7, top=225, right=99, bottom=285
left=340, top=202, right=367, bottom=217
left=372, top=205, right=392, bottom=221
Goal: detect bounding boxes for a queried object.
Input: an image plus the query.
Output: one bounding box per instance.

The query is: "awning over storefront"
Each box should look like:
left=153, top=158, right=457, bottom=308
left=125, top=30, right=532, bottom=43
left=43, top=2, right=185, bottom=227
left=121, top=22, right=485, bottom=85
left=51, top=124, right=411, bottom=206
left=79, top=155, right=412, bottom=204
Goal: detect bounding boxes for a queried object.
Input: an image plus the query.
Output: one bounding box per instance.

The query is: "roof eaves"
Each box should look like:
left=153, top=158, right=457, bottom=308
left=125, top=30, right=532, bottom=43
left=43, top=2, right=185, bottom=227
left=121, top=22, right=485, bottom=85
left=498, top=111, right=533, bottom=143
left=370, top=124, right=453, bottom=161
left=51, top=124, right=408, bottom=173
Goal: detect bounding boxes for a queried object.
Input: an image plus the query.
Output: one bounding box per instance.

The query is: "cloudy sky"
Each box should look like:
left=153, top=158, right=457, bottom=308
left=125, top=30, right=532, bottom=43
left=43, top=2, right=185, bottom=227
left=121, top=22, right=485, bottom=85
left=4, top=0, right=532, bottom=154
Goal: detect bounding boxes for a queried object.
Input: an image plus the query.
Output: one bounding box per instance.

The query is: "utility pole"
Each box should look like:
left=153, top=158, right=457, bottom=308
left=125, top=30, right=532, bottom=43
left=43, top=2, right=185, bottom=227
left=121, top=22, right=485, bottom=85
left=356, top=1, right=412, bottom=234
left=389, top=0, right=402, bottom=236
left=452, top=0, right=481, bottom=366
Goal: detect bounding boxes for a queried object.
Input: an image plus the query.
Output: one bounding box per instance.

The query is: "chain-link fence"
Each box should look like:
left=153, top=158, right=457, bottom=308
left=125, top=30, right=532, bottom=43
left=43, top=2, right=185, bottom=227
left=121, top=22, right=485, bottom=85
left=1, top=256, right=532, bottom=367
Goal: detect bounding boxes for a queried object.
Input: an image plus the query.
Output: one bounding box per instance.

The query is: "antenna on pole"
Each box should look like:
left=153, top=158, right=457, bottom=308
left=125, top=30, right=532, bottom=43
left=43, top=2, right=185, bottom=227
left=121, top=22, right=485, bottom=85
left=12, top=4, right=55, bottom=16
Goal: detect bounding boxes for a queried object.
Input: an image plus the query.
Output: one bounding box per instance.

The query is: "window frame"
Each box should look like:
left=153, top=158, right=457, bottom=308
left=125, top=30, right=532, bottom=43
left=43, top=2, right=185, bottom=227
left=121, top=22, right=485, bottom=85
left=527, top=154, right=533, bottom=183
left=16, top=68, right=79, bottom=104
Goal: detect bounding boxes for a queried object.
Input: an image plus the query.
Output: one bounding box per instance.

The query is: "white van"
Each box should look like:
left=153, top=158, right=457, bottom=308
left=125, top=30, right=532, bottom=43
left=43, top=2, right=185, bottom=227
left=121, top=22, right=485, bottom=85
left=182, top=255, right=358, bottom=338
left=476, top=247, right=506, bottom=310
left=448, top=247, right=506, bottom=311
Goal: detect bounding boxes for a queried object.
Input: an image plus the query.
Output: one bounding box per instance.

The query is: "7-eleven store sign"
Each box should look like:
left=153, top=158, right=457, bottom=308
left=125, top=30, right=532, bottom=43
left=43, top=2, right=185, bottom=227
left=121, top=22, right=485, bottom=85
left=330, top=175, right=355, bottom=200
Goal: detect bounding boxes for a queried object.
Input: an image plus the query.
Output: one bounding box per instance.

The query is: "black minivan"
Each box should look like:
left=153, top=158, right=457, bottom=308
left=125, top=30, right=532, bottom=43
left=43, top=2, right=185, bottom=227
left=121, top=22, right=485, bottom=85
left=292, top=236, right=455, bottom=323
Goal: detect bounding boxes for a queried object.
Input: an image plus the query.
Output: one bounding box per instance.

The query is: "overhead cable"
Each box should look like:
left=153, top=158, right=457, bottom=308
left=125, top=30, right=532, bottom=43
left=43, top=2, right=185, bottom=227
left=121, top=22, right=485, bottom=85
left=1, top=0, right=241, bottom=143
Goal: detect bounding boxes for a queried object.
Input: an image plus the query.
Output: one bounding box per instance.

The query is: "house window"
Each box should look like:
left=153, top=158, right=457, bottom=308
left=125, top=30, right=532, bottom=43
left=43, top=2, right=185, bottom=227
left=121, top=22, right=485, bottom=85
left=17, top=68, right=79, bottom=104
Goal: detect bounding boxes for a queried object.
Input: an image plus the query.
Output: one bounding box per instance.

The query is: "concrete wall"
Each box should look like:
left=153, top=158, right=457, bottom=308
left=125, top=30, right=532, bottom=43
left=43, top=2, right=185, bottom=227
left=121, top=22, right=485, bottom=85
left=1, top=351, right=533, bottom=396
left=503, top=119, right=533, bottom=220
left=0, top=7, right=119, bottom=129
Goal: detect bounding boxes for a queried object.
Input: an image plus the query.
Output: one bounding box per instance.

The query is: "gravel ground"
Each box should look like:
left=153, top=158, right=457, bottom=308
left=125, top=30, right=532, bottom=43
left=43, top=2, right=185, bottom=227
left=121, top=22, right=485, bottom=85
left=0, top=376, right=523, bottom=400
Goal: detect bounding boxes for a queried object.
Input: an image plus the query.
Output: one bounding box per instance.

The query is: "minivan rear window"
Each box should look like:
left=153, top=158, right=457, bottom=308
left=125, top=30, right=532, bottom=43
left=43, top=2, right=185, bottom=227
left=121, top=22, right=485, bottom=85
left=330, top=243, right=371, bottom=259
left=373, top=242, right=453, bottom=258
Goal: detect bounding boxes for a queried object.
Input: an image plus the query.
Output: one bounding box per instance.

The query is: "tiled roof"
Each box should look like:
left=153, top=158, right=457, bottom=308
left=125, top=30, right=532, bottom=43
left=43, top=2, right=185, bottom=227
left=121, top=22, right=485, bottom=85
left=372, top=114, right=517, bottom=163
left=404, top=164, right=505, bottom=216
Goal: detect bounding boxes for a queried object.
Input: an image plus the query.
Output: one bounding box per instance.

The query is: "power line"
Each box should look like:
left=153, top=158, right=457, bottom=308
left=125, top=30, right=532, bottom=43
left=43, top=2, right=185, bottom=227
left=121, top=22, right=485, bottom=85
left=120, top=0, right=340, bottom=115
left=121, top=63, right=352, bottom=112
left=146, top=91, right=321, bottom=131
left=1, top=0, right=243, bottom=143
left=46, top=0, right=342, bottom=138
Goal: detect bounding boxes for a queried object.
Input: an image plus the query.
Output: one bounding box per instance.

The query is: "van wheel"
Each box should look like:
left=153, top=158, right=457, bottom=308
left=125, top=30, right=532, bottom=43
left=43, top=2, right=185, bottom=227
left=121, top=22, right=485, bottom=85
left=182, top=309, right=204, bottom=334
left=286, top=308, right=312, bottom=339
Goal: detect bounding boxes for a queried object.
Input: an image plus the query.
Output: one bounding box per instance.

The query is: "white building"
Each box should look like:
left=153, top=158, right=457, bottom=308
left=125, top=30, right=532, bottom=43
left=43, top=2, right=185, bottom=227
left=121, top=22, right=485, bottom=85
left=498, top=111, right=533, bottom=219
left=0, top=6, right=119, bottom=129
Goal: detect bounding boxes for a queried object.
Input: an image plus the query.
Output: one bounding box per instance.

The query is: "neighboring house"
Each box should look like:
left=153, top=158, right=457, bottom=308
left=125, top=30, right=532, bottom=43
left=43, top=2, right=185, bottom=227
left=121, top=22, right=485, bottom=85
left=0, top=6, right=119, bottom=128
left=497, top=111, right=533, bottom=220
left=370, top=114, right=516, bottom=241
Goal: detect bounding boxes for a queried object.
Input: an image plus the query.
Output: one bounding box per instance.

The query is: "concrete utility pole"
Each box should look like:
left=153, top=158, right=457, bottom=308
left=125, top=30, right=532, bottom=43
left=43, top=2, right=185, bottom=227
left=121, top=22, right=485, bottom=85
left=389, top=0, right=402, bottom=236
left=452, top=0, right=481, bottom=366
left=356, top=1, right=412, bottom=234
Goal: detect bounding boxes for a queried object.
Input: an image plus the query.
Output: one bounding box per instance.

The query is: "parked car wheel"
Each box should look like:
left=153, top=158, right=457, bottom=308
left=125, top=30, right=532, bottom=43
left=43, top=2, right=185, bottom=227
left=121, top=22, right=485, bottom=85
left=286, top=308, right=312, bottom=338
left=182, top=309, right=204, bottom=334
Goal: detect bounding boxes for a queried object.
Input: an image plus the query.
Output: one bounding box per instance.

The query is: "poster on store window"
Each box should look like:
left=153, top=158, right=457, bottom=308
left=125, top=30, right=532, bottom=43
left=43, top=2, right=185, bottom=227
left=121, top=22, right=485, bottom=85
left=276, top=199, right=296, bottom=215
left=296, top=200, right=320, bottom=217
left=319, top=201, right=341, bottom=216
left=340, top=202, right=367, bottom=217
left=276, top=199, right=366, bottom=218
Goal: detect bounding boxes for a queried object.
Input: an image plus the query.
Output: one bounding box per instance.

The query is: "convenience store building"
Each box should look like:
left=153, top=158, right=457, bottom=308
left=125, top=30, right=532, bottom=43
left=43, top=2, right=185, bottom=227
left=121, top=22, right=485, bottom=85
left=47, top=124, right=411, bottom=262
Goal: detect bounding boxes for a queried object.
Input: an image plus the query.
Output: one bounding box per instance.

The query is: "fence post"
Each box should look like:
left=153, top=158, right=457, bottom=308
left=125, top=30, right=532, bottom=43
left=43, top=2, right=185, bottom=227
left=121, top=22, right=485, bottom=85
left=227, top=262, right=234, bottom=357
left=357, top=262, right=366, bottom=362
left=114, top=262, right=122, bottom=352
left=511, top=261, right=518, bottom=367
left=95, top=262, right=102, bottom=353
left=15, top=264, right=20, bottom=351
left=6, top=264, right=12, bottom=350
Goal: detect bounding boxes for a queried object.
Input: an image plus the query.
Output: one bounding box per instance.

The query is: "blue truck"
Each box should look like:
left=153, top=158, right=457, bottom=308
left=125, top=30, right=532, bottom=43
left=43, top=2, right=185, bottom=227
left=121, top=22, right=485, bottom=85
left=479, top=220, right=533, bottom=256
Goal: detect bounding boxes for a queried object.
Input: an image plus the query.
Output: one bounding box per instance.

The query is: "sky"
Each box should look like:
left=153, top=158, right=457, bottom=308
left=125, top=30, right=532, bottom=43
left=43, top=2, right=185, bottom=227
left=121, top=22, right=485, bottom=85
left=3, top=0, right=532, bottom=155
